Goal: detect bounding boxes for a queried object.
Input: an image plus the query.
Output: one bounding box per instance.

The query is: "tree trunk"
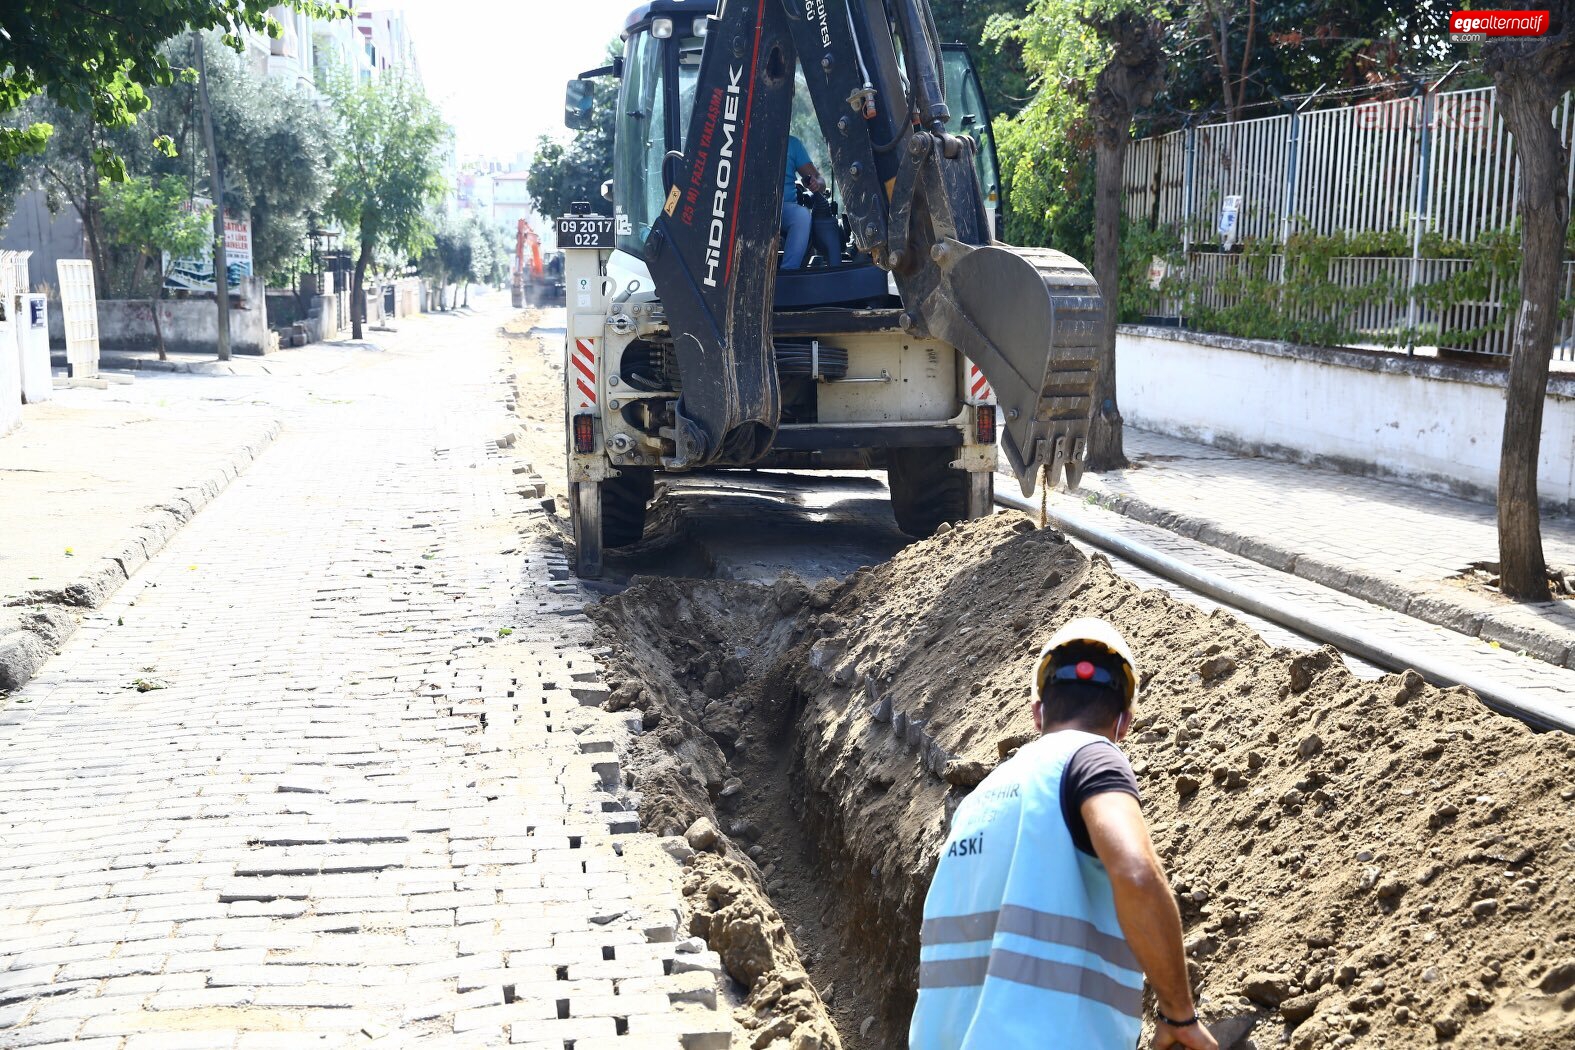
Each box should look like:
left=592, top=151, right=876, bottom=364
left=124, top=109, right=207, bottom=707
left=1495, top=79, right=1566, bottom=601
left=1088, top=132, right=1128, bottom=470
left=352, top=239, right=372, bottom=340
left=1083, top=13, right=1166, bottom=472
left=81, top=166, right=111, bottom=296
left=152, top=292, right=166, bottom=361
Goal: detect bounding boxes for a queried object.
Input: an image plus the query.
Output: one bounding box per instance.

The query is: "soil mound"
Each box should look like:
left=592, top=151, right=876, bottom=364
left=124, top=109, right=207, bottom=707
left=593, top=514, right=1575, bottom=1049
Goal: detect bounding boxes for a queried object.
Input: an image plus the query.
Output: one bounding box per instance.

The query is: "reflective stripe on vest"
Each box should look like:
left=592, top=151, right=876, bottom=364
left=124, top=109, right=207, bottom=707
left=909, top=730, right=1144, bottom=1050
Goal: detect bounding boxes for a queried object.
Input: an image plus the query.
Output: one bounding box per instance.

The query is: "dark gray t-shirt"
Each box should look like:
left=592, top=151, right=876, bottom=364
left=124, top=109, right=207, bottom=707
left=1059, top=740, right=1141, bottom=856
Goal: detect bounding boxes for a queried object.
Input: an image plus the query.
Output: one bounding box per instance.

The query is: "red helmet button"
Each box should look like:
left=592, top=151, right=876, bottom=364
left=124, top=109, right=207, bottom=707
left=1076, top=661, right=1096, bottom=681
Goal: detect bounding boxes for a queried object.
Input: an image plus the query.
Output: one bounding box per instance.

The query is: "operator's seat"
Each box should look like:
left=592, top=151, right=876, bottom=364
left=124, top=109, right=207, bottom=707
left=773, top=259, right=890, bottom=309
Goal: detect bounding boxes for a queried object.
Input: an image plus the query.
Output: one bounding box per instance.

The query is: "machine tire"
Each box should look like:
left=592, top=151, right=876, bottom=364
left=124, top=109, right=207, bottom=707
left=602, top=467, right=655, bottom=549
left=888, top=447, right=970, bottom=538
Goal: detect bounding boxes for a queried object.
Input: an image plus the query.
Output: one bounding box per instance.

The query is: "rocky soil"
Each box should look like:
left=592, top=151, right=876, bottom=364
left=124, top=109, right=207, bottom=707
left=589, top=512, right=1575, bottom=1049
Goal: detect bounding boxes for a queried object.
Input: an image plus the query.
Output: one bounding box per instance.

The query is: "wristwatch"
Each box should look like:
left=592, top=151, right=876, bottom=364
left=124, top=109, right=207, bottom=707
left=1155, top=1007, right=1199, bottom=1028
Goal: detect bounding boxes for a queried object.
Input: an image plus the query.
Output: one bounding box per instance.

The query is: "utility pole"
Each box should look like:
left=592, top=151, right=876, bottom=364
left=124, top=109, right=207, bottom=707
left=192, top=31, right=231, bottom=361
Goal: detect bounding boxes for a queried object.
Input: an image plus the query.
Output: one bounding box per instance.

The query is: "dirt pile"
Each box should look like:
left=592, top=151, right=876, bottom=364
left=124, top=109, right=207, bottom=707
left=593, top=513, right=1575, bottom=1049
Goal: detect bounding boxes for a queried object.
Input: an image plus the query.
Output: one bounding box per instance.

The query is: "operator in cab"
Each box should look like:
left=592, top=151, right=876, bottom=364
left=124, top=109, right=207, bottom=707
left=781, top=134, right=826, bottom=270
left=910, top=619, right=1217, bottom=1050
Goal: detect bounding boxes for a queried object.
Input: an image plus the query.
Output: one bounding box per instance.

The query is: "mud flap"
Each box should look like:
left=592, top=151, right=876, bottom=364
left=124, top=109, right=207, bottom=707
left=570, top=481, right=603, bottom=579
left=921, top=241, right=1102, bottom=496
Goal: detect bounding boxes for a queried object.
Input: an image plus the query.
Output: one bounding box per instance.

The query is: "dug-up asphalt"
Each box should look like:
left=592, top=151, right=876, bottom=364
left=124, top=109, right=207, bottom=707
left=1054, top=428, right=1575, bottom=669
left=0, top=301, right=731, bottom=1049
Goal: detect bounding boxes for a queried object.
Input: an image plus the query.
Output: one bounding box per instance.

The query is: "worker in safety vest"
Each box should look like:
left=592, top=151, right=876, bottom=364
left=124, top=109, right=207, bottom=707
left=909, top=618, right=1216, bottom=1050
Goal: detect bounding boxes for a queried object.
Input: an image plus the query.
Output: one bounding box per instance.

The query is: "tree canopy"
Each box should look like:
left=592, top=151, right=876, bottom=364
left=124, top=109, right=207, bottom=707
left=24, top=30, right=337, bottom=291
left=0, top=0, right=338, bottom=166
left=326, top=71, right=449, bottom=262
left=152, top=34, right=338, bottom=279
left=986, top=0, right=1456, bottom=260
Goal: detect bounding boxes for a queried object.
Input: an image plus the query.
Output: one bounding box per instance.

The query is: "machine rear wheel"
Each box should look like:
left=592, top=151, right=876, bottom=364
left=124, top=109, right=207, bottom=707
left=888, top=447, right=973, bottom=538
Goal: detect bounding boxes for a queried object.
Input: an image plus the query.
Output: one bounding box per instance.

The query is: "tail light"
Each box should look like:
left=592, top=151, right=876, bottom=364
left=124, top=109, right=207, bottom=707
left=573, top=413, right=596, bottom=454
left=974, top=404, right=996, bottom=446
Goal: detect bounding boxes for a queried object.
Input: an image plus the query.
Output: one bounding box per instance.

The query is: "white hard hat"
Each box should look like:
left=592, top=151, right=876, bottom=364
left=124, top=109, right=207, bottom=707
left=1033, top=617, right=1139, bottom=706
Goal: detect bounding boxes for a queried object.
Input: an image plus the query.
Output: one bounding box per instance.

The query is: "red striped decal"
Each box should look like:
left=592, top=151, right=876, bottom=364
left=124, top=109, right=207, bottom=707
left=573, top=338, right=597, bottom=408
left=967, top=362, right=993, bottom=402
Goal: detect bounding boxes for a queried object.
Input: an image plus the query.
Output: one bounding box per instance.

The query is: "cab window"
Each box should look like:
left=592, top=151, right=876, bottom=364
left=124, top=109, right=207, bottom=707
left=614, top=30, right=667, bottom=256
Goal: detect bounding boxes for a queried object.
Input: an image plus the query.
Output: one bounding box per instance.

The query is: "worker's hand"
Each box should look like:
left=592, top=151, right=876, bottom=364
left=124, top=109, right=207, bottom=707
left=807, top=174, right=827, bottom=195
left=1152, top=1020, right=1219, bottom=1050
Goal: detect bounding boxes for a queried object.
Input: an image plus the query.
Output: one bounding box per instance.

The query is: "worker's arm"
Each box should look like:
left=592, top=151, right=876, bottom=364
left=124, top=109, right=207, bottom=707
left=1082, top=792, right=1218, bottom=1050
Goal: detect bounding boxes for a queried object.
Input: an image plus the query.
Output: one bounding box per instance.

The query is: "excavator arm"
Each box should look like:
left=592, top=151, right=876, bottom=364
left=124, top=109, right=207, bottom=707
left=643, top=0, right=1102, bottom=493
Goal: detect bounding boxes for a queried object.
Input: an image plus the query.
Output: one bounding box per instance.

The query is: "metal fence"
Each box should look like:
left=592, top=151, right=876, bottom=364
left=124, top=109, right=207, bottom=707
left=1123, top=84, right=1575, bottom=356
left=1122, top=86, right=1570, bottom=243
left=1162, top=252, right=1575, bottom=359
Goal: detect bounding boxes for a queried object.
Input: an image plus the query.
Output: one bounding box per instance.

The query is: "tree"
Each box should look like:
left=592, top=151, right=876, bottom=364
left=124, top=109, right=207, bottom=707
left=1484, top=1, right=1575, bottom=602
left=418, top=212, right=472, bottom=310
left=469, top=216, right=510, bottom=289
left=1086, top=12, right=1167, bottom=469
left=325, top=71, right=450, bottom=339
left=993, top=1, right=1166, bottom=471
left=26, top=31, right=336, bottom=294
left=0, top=0, right=335, bottom=169
left=31, top=100, right=150, bottom=293
left=152, top=34, right=338, bottom=279
left=97, top=175, right=213, bottom=359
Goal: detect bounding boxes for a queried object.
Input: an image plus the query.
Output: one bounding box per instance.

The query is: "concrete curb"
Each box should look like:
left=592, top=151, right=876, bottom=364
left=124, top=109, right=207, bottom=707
left=1082, top=486, right=1575, bottom=671
left=97, top=355, right=239, bottom=375
left=0, top=419, right=283, bottom=693
left=53, top=353, right=270, bottom=375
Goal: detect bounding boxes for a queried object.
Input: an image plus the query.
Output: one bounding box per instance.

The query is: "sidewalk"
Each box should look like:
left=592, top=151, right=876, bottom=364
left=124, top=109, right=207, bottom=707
left=1, top=338, right=399, bottom=692
left=1049, top=429, right=1575, bottom=669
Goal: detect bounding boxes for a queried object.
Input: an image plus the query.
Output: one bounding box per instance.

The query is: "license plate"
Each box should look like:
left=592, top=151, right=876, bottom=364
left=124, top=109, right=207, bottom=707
left=556, top=216, right=618, bottom=249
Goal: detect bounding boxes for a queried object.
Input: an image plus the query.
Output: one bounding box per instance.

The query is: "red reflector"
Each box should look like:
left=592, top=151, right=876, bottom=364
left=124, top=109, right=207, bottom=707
left=975, top=404, right=996, bottom=445
left=1076, top=660, right=1096, bottom=681
left=573, top=414, right=596, bottom=454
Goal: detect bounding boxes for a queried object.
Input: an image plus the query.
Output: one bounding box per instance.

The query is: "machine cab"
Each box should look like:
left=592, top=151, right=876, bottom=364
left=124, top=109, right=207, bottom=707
left=566, top=1, right=1004, bottom=305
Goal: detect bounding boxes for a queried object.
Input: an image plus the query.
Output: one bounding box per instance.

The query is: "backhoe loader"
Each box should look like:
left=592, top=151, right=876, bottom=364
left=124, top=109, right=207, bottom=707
left=558, top=0, right=1102, bottom=577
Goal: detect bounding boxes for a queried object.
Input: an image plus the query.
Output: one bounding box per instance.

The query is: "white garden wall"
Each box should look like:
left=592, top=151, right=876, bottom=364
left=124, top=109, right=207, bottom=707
left=1117, top=326, right=1575, bottom=512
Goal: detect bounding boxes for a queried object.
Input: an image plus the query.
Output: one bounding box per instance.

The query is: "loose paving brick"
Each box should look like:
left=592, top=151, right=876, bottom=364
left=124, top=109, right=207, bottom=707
left=0, top=307, right=725, bottom=1047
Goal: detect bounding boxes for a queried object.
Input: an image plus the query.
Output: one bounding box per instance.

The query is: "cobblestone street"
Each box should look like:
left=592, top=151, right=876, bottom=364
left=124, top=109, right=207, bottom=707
left=0, top=305, right=726, bottom=1049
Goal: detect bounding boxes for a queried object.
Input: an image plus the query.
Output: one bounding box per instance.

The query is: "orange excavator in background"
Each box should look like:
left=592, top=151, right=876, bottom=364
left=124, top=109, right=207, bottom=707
left=512, top=220, right=564, bottom=308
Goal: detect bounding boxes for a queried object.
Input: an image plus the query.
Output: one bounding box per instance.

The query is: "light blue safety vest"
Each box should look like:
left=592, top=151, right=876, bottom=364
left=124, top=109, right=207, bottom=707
left=909, top=730, right=1144, bottom=1049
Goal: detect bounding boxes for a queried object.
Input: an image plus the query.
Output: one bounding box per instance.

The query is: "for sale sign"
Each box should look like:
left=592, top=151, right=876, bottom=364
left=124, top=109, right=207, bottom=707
left=163, top=197, right=253, bottom=293
left=1449, top=10, right=1551, bottom=41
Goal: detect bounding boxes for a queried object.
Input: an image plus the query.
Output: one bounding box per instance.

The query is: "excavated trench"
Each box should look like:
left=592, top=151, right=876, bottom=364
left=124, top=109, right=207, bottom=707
left=586, top=506, right=1575, bottom=1050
